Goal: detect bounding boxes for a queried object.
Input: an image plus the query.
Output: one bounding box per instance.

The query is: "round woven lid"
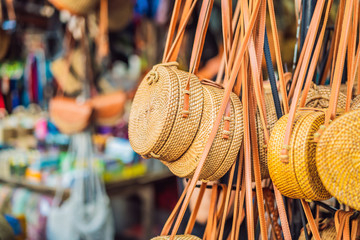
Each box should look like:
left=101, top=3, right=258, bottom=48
left=351, top=95, right=360, bottom=110
left=154, top=67, right=204, bottom=162
left=207, top=91, right=243, bottom=181
left=304, top=85, right=347, bottom=109
left=151, top=235, right=201, bottom=240
left=254, top=93, right=277, bottom=181
left=316, top=109, right=360, bottom=210
left=164, top=85, right=233, bottom=180
left=129, top=63, right=180, bottom=157
left=268, top=111, right=331, bottom=200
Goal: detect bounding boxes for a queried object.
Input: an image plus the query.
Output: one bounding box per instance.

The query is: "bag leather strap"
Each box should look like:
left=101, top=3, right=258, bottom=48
left=301, top=199, right=321, bottom=240
left=184, top=182, right=207, bottom=234
left=98, top=0, right=109, bottom=60
left=281, top=0, right=332, bottom=162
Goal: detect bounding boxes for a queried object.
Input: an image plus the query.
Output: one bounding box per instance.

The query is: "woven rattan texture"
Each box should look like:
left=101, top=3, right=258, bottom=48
left=207, top=91, right=243, bottom=181
left=164, top=85, right=232, bottom=179
left=50, top=0, right=98, bottom=15
left=351, top=95, right=360, bottom=110
left=316, top=109, right=360, bottom=210
left=155, top=67, right=204, bottom=162
left=291, top=111, right=331, bottom=200
left=254, top=93, right=277, bottom=180
left=305, top=85, right=347, bottom=109
left=129, top=63, right=179, bottom=157
left=152, top=235, right=201, bottom=240
left=298, top=219, right=336, bottom=240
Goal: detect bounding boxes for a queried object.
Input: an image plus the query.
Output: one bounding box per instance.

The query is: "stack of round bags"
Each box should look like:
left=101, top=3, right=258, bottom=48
left=129, top=62, right=244, bottom=181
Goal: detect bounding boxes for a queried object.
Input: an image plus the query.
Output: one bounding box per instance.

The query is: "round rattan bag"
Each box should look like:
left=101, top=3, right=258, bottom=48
left=108, top=0, right=133, bottom=32
left=304, top=84, right=347, bottom=109
left=316, top=109, right=360, bottom=210
left=152, top=235, right=201, bottom=240
left=49, top=0, right=99, bottom=15
left=164, top=83, right=243, bottom=181
left=351, top=95, right=360, bottom=110
left=129, top=62, right=204, bottom=162
left=268, top=110, right=331, bottom=200
left=254, top=93, right=277, bottom=180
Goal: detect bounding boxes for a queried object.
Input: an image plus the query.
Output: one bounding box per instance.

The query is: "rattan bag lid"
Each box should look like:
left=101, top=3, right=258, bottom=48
left=304, top=84, right=347, bottom=109
left=316, top=109, right=360, bottom=210
left=129, top=62, right=204, bottom=161
left=351, top=95, right=360, bottom=110
left=129, top=63, right=180, bottom=157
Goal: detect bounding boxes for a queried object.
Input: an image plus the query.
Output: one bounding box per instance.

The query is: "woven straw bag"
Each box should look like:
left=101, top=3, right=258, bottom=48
left=255, top=92, right=277, bottom=180
left=49, top=0, right=99, bottom=15
left=268, top=110, right=331, bottom=200
left=129, top=62, right=204, bottom=162
left=351, top=95, right=360, bottom=110
left=298, top=218, right=336, bottom=240
left=163, top=82, right=243, bottom=181
left=316, top=109, right=360, bottom=210
left=152, top=235, right=201, bottom=240
left=303, top=84, right=347, bottom=109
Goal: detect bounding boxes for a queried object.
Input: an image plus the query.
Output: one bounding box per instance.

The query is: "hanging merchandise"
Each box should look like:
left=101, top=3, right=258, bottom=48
left=48, top=0, right=99, bottom=16
left=268, top=0, right=336, bottom=201
left=129, top=0, right=243, bottom=180
left=47, top=132, right=114, bottom=240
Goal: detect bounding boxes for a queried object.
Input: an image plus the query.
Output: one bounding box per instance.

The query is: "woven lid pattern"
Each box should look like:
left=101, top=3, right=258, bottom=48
left=129, top=63, right=179, bottom=157
left=152, top=235, right=201, bottom=240
left=316, top=109, right=360, bottom=210
left=351, top=95, right=360, bottom=110
left=305, top=85, right=347, bottom=109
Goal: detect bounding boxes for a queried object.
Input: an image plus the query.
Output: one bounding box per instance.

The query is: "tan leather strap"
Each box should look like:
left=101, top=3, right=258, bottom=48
left=184, top=182, right=207, bottom=234
left=267, top=0, right=289, bottom=113
left=301, top=200, right=321, bottom=240
left=169, top=1, right=261, bottom=237
left=281, top=0, right=332, bottom=162
left=182, top=0, right=214, bottom=118
left=5, top=0, right=15, bottom=22
left=98, top=0, right=109, bottom=60
left=234, top=171, right=246, bottom=240
left=230, top=144, right=244, bottom=240
left=346, top=0, right=360, bottom=112
left=351, top=214, right=360, bottom=240
left=218, top=162, right=236, bottom=240
left=204, top=184, right=218, bottom=240
left=160, top=181, right=190, bottom=236
left=325, top=0, right=354, bottom=125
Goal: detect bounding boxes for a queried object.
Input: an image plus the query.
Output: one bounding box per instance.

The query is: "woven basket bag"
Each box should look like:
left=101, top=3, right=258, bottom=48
left=316, top=109, right=360, bottom=210
left=254, top=92, right=277, bottom=180
left=268, top=110, right=331, bottom=200
left=298, top=218, right=336, bottom=240
left=163, top=83, right=243, bottom=181
left=152, top=235, right=201, bottom=240
left=49, top=0, right=99, bottom=15
left=129, top=62, right=203, bottom=162
left=351, top=95, right=360, bottom=110
left=303, top=84, right=347, bottom=109
left=108, top=0, right=133, bottom=32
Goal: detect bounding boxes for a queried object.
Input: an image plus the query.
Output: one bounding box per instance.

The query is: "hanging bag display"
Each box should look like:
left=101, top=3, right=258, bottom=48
left=129, top=0, right=205, bottom=162
left=268, top=0, right=337, bottom=201
left=316, top=3, right=360, bottom=209
left=48, top=0, right=99, bottom=15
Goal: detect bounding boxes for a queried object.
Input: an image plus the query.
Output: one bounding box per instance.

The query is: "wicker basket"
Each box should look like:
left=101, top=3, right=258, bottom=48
left=164, top=84, right=243, bottom=181
left=129, top=62, right=204, bottom=162
left=298, top=218, right=336, bottom=240
left=304, top=84, right=347, bottom=109
left=316, top=109, right=360, bottom=210
left=49, top=0, right=99, bottom=15
left=152, top=235, right=201, bottom=240
left=268, top=110, right=331, bottom=200
left=351, top=95, right=360, bottom=110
